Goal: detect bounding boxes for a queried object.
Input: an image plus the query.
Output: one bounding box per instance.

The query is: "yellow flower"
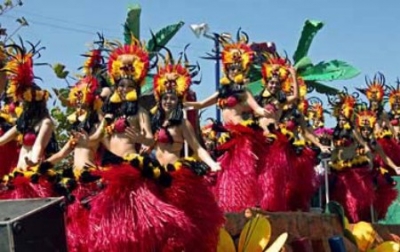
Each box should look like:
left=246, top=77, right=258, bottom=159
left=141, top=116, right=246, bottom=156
left=218, top=216, right=288, bottom=252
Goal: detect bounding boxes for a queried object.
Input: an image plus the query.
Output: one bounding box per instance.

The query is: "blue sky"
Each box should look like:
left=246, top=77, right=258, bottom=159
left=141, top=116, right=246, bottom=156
left=2, top=0, right=400, bottom=126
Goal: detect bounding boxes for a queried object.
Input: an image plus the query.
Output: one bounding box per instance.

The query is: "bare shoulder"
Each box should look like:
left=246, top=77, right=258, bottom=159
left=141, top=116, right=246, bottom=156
left=41, top=118, right=54, bottom=128
left=138, top=106, right=150, bottom=115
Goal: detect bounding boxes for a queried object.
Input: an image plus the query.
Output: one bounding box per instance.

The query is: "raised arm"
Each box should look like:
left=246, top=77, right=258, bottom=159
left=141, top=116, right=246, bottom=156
left=182, top=119, right=220, bottom=172
left=30, top=118, right=54, bottom=164
left=184, top=92, right=219, bottom=110
left=286, top=67, right=299, bottom=105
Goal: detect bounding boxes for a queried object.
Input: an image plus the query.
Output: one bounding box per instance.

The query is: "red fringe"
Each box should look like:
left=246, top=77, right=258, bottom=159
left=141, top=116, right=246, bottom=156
left=66, top=183, right=98, bottom=252
left=286, top=146, right=319, bottom=211
left=258, top=133, right=291, bottom=211
left=330, top=167, right=375, bottom=223
left=214, top=124, right=261, bottom=212
left=0, top=141, right=19, bottom=178
left=88, top=164, right=191, bottom=252
left=377, top=138, right=400, bottom=166
left=163, top=167, right=224, bottom=252
left=373, top=173, right=398, bottom=220
left=0, top=176, right=54, bottom=199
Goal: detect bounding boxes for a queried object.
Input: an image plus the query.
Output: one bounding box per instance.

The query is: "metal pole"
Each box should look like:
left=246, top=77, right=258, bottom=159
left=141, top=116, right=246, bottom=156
left=183, top=109, right=189, bottom=157
left=214, top=35, right=221, bottom=122
left=322, top=158, right=330, bottom=205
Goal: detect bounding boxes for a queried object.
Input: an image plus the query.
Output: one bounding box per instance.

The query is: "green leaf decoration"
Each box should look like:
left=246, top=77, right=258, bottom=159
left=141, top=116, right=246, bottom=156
left=247, top=65, right=262, bottom=83
left=52, top=63, right=69, bottom=79
left=300, top=60, right=360, bottom=82
left=343, top=229, right=358, bottom=247
left=146, top=21, right=185, bottom=59
left=307, top=81, right=339, bottom=95
left=124, top=4, right=141, bottom=44
left=141, top=75, right=154, bottom=94
left=247, top=79, right=264, bottom=96
left=325, top=201, right=346, bottom=229
left=294, top=56, right=313, bottom=71
left=293, top=20, right=324, bottom=64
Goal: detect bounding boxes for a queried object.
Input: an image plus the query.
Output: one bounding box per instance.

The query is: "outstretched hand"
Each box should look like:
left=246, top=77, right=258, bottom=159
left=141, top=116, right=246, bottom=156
left=209, top=162, right=222, bottom=172
left=125, top=127, right=144, bottom=142
left=320, top=145, right=331, bottom=154
left=255, top=107, right=273, bottom=118
left=25, top=156, right=43, bottom=167
left=71, top=129, right=90, bottom=146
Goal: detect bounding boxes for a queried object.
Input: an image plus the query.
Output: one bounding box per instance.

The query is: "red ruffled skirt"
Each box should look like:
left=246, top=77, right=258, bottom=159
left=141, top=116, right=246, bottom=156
left=0, top=174, right=55, bottom=200
left=372, top=169, right=398, bottom=220
left=330, top=167, right=375, bottom=223
left=162, top=167, right=224, bottom=252
left=66, top=181, right=99, bottom=252
left=286, top=145, right=320, bottom=211
left=214, top=124, right=262, bottom=212
left=257, top=132, right=292, bottom=211
left=87, top=164, right=192, bottom=252
left=377, top=137, right=400, bottom=166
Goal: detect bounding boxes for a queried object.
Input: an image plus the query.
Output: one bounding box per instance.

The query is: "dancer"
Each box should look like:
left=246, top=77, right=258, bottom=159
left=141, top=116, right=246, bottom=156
left=355, top=109, right=399, bottom=220
left=255, top=53, right=299, bottom=211
left=0, top=42, right=59, bottom=199
left=149, top=47, right=224, bottom=251
left=357, top=73, right=400, bottom=168
left=87, top=39, right=194, bottom=251
left=185, top=31, right=269, bottom=212
left=328, top=92, right=375, bottom=223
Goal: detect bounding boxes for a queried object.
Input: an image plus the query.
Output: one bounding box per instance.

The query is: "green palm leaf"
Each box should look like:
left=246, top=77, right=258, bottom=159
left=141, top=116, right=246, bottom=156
left=300, top=60, right=360, bottom=82
left=247, top=65, right=262, bottom=82
left=141, top=75, right=154, bottom=95
left=293, top=20, right=324, bottom=64
left=307, top=81, right=339, bottom=95
left=247, top=79, right=264, bottom=96
left=124, top=4, right=141, bottom=44
left=294, top=56, right=313, bottom=70
left=146, top=21, right=185, bottom=59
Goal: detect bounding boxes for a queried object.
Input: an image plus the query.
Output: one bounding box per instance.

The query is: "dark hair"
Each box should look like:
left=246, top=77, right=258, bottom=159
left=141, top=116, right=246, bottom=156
left=71, top=110, right=100, bottom=134
left=102, top=78, right=141, bottom=116
left=151, top=99, right=183, bottom=132
left=16, top=99, right=49, bottom=133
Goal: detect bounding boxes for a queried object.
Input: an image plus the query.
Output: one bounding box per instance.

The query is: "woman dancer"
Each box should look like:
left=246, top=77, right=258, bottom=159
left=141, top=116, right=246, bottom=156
left=0, top=42, right=59, bottom=199
left=185, top=32, right=269, bottom=212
